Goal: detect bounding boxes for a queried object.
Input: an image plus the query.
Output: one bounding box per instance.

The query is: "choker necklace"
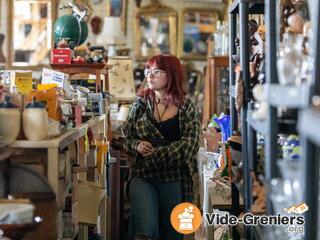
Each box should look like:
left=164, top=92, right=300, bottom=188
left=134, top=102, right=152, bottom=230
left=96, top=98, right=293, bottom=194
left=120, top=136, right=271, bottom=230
left=155, top=96, right=164, bottom=104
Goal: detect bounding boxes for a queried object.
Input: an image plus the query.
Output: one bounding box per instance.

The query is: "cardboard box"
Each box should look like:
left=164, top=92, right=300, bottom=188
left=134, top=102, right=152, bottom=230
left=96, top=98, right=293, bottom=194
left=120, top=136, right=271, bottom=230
left=29, top=88, right=61, bottom=121
left=78, top=180, right=105, bottom=224
left=51, top=48, right=72, bottom=64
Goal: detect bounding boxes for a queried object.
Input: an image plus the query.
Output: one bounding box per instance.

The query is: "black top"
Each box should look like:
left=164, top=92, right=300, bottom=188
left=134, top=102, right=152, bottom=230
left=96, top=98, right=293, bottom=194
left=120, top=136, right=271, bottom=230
left=155, top=114, right=181, bottom=142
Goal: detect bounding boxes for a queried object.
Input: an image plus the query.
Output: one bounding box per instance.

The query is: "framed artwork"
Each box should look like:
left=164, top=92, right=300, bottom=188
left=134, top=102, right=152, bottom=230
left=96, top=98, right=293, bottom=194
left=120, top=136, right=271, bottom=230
left=108, top=56, right=136, bottom=101
left=108, top=0, right=128, bottom=35
left=179, top=8, right=219, bottom=60
left=7, top=0, right=58, bottom=69
left=135, top=2, right=177, bottom=61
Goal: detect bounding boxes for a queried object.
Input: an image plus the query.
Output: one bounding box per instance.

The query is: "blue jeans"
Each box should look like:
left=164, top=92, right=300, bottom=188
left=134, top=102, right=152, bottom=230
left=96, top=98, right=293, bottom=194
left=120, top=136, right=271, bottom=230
left=128, top=177, right=183, bottom=240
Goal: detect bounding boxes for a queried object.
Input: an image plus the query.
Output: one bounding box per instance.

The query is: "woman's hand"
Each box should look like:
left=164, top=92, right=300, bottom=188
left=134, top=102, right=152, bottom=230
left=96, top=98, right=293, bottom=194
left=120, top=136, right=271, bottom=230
left=136, top=141, right=154, bottom=156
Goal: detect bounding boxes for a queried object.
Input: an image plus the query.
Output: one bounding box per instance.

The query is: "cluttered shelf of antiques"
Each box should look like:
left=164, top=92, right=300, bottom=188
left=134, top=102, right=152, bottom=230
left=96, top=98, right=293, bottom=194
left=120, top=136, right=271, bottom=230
left=218, top=0, right=316, bottom=239
left=198, top=0, right=318, bottom=238
left=0, top=4, right=116, bottom=240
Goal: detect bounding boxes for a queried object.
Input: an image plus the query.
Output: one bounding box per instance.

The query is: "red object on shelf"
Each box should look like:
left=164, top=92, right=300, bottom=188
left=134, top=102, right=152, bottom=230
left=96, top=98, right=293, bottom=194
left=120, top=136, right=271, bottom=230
left=72, top=56, right=86, bottom=64
left=51, top=49, right=72, bottom=64
left=72, top=105, right=82, bottom=127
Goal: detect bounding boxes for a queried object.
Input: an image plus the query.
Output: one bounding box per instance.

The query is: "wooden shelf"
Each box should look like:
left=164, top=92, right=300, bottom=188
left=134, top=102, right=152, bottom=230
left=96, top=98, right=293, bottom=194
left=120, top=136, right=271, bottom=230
left=51, top=64, right=112, bottom=92
left=0, top=149, right=12, bottom=162
left=50, top=63, right=106, bottom=69
left=10, top=114, right=106, bottom=150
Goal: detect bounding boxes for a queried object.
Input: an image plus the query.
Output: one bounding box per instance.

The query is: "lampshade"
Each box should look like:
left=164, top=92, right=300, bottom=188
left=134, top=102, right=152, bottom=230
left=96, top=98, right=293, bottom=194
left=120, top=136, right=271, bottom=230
left=97, top=17, right=125, bottom=45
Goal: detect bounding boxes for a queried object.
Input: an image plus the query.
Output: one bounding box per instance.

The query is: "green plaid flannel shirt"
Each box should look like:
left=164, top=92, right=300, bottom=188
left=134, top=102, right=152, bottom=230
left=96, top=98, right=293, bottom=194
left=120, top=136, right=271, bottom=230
left=121, top=97, right=200, bottom=202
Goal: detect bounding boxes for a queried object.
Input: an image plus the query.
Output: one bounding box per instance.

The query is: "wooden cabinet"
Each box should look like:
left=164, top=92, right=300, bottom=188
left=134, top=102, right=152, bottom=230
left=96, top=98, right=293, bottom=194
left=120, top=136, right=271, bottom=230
left=8, top=115, right=107, bottom=239
left=203, top=56, right=229, bottom=123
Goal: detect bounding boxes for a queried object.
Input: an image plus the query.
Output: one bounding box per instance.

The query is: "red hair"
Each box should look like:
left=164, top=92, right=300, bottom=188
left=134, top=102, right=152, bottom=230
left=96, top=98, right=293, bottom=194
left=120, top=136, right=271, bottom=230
left=137, top=54, right=186, bottom=106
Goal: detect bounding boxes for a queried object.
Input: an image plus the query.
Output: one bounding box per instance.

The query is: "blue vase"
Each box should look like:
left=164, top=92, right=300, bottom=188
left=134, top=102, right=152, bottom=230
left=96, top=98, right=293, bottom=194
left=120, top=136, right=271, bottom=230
left=214, top=115, right=231, bottom=142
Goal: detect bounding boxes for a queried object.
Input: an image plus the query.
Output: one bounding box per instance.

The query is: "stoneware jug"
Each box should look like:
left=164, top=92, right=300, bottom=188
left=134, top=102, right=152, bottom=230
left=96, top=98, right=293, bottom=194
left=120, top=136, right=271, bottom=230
left=23, top=97, right=48, bottom=141
left=0, top=96, right=21, bottom=145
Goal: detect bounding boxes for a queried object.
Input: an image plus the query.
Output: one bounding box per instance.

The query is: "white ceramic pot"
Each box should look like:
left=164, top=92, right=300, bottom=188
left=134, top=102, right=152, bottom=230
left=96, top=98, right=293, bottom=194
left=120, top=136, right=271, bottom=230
left=0, top=108, right=21, bottom=144
left=23, top=108, right=48, bottom=141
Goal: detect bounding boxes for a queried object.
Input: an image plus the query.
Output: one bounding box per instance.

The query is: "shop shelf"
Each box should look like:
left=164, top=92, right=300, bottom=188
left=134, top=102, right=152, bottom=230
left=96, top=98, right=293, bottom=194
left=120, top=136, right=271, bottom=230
left=266, top=84, right=310, bottom=108
left=10, top=115, right=106, bottom=150
left=230, top=85, right=236, bottom=98
left=278, top=119, right=298, bottom=134
left=86, top=114, right=106, bottom=128
left=299, top=109, right=320, bottom=146
left=229, top=0, right=264, bottom=14
left=247, top=109, right=297, bottom=135
left=246, top=109, right=267, bottom=134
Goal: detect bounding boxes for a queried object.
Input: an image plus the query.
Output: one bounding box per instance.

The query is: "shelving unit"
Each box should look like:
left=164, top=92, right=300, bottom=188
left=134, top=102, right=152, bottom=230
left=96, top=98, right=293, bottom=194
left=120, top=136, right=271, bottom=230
left=8, top=114, right=107, bottom=239
left=228, top=1, right=265, bottom=239
left=298, top=2, right=320, bottom=239
left=229, top=0, right=320, bottom=239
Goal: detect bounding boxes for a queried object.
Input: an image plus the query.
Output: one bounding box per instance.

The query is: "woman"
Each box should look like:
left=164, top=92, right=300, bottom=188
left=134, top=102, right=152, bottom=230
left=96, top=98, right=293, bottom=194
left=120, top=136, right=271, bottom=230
left=122, top=54, right=200, bottom=240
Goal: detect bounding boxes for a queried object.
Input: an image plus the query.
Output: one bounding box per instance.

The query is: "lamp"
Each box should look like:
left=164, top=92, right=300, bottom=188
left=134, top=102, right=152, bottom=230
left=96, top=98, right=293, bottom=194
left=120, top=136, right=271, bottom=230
left=97, top=17, right=125, bottom=57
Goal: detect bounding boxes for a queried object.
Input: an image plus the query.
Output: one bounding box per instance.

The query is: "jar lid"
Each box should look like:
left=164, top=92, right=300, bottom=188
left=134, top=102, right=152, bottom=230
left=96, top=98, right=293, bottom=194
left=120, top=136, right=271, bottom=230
left=0, top=96, right=18, bottom=108
left=26, top=97, right=46, bottom=108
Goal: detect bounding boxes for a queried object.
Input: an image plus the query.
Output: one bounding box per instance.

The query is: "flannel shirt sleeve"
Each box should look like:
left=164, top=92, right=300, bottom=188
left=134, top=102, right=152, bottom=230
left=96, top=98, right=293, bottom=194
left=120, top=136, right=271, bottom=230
left=121, top=103, right=141, bottom=156
left=144, top=101, right=200, bottom=169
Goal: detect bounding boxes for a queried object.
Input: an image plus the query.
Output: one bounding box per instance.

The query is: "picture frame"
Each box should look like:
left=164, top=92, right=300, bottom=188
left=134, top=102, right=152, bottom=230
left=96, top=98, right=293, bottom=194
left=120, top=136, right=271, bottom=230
left=108, top=56, right=136, bottom=101
left=178, top=8, right=220, bottom=60
left=108, top=0, right=128, bottom=35
left=135, top=1, right=177, bottom=61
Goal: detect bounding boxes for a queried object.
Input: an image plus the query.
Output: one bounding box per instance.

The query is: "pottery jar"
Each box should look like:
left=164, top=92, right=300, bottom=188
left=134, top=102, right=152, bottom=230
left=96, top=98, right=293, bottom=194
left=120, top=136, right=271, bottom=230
left=23, top=97, right=48, bottom=141
left=0, top=96, right=21, bottom=145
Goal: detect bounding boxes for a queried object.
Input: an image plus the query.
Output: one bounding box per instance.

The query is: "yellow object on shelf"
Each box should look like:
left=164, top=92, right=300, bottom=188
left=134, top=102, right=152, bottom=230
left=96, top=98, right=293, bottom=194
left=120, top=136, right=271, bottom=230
left=96, top=141, right=108, bottom=174
left=37, top=83, right=58, bottom=90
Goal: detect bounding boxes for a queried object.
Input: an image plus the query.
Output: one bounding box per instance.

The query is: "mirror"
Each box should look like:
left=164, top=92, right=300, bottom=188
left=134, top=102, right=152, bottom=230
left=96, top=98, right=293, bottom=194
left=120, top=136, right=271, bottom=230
left=135, top=1, right=177, bottom=61
left=7, top=0, right=58, bottom=68
left=179, top=8, right=219, bottom=60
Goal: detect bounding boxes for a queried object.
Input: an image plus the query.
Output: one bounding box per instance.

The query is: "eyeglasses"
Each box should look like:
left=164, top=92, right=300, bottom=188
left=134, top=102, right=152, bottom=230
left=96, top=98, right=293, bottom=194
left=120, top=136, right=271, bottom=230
left=144, top=68, right=166, bottom=78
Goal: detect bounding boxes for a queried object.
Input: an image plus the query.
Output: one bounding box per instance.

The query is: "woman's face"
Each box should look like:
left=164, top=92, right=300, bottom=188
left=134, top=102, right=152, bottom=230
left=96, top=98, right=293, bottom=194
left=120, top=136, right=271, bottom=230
left=145, top=64, right=168, bottom=91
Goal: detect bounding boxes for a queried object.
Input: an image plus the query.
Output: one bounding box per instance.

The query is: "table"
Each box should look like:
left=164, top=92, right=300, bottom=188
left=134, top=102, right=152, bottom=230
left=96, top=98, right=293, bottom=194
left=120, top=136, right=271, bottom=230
left=51, top=64, right=112, bottom=92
